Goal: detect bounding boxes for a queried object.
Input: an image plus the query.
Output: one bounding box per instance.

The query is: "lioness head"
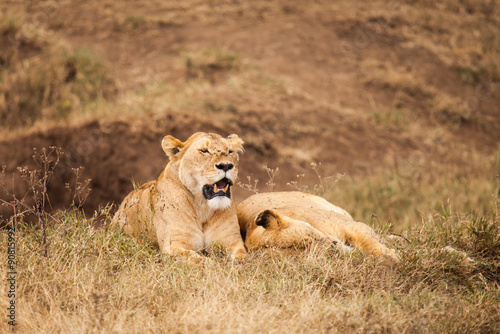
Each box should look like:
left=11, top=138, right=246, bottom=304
left=162, top=132, right=244, bottom=210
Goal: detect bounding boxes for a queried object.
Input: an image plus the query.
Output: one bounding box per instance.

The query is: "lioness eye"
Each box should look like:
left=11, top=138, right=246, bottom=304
left=228, top=150, right=234, bottom=154
left=200, top=149, right=209, bottom=154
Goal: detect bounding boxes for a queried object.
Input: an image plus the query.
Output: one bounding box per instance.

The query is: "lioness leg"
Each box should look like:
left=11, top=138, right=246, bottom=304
left=204, top=222, right=247, bottom=260
left=340, top=221, right=400, bottom=261
left=307, top=213, right=400, bottom=262
left=154, top=218, right=206, bottom=261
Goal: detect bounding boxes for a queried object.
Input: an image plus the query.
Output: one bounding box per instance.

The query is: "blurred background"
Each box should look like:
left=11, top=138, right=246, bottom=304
left=1, top=0, right=499, bottom=231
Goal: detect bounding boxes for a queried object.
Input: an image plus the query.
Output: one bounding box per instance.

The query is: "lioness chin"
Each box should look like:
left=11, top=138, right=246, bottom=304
left=113, top=132, right=247, bottom=261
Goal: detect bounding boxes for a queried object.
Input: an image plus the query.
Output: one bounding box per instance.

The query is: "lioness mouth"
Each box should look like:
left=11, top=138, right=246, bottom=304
left=202, top=178, right=232, bottom=200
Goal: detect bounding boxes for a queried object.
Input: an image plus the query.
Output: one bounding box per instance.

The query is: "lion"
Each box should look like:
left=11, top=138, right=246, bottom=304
left=237, top=191, right=400, bottom=262
left=113, top=132, right=247, bottom=261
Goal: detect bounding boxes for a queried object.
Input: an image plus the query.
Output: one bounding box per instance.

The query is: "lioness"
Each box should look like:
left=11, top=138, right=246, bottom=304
left=237, top=191, right=400, bottom=262
left=113, top=132, right=247, bottom=261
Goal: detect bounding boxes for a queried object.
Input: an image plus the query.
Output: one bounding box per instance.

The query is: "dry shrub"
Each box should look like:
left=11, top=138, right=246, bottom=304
left=0, top=147, right=91, bottom=256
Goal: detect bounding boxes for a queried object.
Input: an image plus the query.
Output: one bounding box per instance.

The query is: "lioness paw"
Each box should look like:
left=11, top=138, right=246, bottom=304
left=231, top=248, right=247, bottom=261
left=185, top=251, right=205, bottom=264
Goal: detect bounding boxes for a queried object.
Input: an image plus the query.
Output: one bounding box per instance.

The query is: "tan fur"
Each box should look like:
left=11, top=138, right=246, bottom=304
left=113, top=132, right=247, bottom=261
left=237, top=191, right=400, bottom=262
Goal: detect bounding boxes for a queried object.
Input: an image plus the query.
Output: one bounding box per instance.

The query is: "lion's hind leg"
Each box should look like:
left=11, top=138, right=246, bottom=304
left=341, top=221, right=401, bottom=263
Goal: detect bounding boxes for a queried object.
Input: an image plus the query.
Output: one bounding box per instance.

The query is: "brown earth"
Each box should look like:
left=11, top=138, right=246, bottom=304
left=1, top=0, right=499, bottom=217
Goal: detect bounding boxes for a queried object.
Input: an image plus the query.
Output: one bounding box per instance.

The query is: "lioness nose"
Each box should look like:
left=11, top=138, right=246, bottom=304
left=216, top=163, right=234, bottom=172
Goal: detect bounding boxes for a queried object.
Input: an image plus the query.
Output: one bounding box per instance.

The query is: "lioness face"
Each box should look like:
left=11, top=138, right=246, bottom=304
left=162, top=133, right=244, bottom=210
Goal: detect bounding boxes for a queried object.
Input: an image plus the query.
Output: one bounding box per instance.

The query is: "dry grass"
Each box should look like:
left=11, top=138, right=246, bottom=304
left=1, top=201, right=499, bottom=333
left=326, top=147, right=500, bottom=231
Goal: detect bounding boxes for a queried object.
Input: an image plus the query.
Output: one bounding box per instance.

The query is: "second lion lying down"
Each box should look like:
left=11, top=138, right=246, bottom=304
left=237, top=191, right=400, bottom=262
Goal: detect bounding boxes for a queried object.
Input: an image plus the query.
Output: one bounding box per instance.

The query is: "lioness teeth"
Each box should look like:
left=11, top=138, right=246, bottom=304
left=213, top=182, right=230, bottom=193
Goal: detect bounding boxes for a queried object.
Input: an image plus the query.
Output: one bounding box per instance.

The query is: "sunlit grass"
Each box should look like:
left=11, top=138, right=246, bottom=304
left=326, top=148, right=500, bottom=231
left=1, top=202, right=498, bottom=333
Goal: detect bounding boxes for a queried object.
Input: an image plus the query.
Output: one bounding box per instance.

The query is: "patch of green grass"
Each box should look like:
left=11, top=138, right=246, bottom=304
left=113, top=15, right=147, bottom=33
left=370, top=108, right=410, bottom=130
left=62, top=48, right=114, bottom=102
left=457, top=66, right=491, bottom=85
left=204, top=101, right=238, bottom=114
left=185, top=47, right=242, bottom=81
left=131, top=177, right=142, bottom=191
left=0, top=15, right=114, bottom=129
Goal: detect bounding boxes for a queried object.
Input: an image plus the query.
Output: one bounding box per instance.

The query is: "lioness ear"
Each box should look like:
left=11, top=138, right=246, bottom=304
left=161, top=135, right=185, bottom=160
left=227, top=134, right=244, bottom=153
left=255, top=209, right=287, bottom=230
